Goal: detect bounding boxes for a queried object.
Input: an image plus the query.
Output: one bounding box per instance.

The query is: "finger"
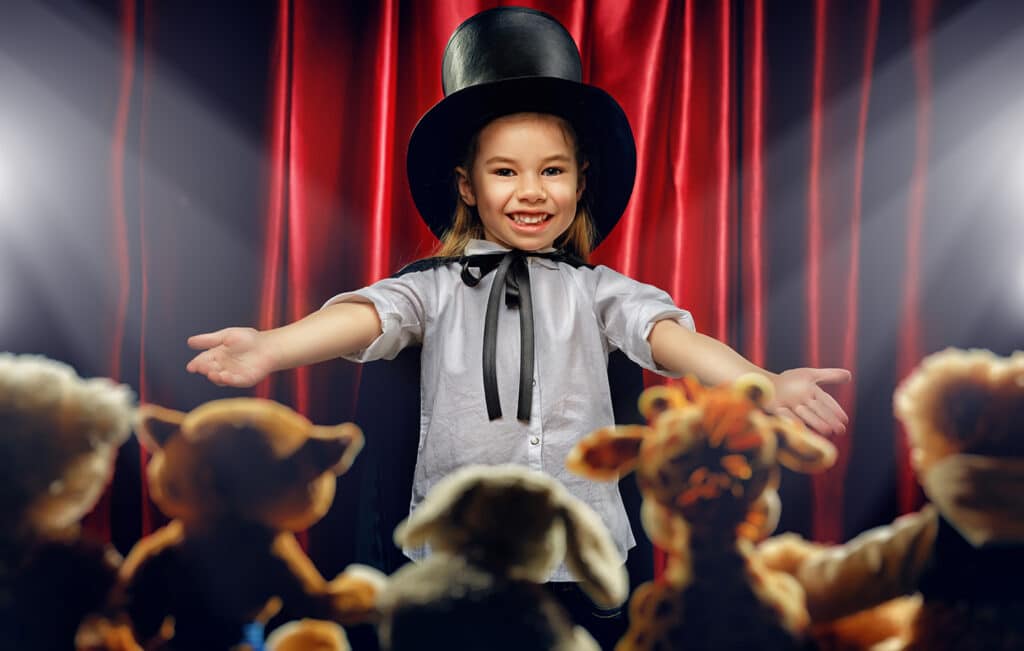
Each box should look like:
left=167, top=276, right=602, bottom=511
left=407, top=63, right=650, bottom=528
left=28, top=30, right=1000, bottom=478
left=774, top=406, right=799, bottom=423
left=793, top=405, right=832, bottom=436
left=210, top=369, right=233, bottom=387
left=189, top=354, right=225, bottom=380
left=814, top=387, right=849, bottom=425
left=185, top=353, right=210, bottom=374
left=807, top=396, right=845, bottom=435
left=187, top=329, right=232, bottom=350
left=810, top=368, right=852, bottom=386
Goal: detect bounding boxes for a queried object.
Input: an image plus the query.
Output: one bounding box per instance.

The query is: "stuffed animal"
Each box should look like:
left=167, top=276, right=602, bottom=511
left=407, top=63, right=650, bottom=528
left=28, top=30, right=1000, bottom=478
left=376, top=463, right=629, bottom=651
left=567, top=374, right=838, bottom=650
left=0, top=353, right=135, bottom=650
left=265, top=618, right=350, bottom=651
left=758, top=348, right=1024, bottom=650
left=116, top=397, right=385, bottom=650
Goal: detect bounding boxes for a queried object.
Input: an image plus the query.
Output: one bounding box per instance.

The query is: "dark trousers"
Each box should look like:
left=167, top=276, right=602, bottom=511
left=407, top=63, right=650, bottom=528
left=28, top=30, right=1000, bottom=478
left=546, top=582, right=628, bottom=651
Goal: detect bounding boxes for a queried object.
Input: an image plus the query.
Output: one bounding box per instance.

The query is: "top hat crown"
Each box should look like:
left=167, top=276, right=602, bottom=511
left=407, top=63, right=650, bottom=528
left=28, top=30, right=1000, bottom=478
left=441, top=7, right=583, bottom=95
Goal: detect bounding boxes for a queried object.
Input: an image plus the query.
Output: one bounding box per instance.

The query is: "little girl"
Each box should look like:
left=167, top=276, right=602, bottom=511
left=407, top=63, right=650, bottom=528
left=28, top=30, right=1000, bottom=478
left=187, top=7, right=849, bottom=649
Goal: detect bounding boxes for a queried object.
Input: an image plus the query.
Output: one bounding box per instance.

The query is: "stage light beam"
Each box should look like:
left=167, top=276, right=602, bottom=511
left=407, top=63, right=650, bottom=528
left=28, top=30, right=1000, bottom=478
left=0, top=154, right=8, bottom=210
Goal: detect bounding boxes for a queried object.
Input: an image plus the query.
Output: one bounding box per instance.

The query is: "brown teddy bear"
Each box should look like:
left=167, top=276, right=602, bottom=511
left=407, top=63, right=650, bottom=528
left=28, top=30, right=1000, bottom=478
left=567, top=374, right=837, bottom=650
left=116, top=397, right=385, bottom=650
left=0, top=353, right=135, bottom=650
left=376, top=464, right=629, bottom=651
left=758, top=348, right=1024, bottom=651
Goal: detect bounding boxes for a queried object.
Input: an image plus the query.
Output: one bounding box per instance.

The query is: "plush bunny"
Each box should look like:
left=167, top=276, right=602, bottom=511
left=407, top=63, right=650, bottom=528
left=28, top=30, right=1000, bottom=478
left=759, top=348, right=1024, bottom=650
left=116, top=398, right=385, bottom=650
left=567, top=374, right=837, bottom=650
left=0, top=353, right=135, bottom=650
left=376, top=464, right=628, bottom=651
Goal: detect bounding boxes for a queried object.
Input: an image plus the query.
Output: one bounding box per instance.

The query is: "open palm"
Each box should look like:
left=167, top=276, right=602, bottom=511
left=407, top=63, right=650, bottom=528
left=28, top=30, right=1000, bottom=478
left=185, top=327, right=276, bottom=388
left=770, top=367, right=851, bottom=436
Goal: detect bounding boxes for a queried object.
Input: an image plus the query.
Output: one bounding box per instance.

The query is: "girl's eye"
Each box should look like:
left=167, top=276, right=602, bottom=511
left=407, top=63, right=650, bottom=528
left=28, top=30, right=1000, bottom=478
left=493, top=168, right=515, bottom=177
left=542, top=167, right=564, bottom=176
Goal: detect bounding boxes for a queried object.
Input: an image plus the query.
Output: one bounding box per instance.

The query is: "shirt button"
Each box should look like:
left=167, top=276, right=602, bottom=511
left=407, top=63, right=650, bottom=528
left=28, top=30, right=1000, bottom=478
left=530, top=436, right=540, bottom=446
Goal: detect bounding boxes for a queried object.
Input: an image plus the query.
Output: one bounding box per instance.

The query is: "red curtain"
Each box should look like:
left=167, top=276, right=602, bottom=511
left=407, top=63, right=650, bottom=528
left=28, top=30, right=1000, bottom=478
left=91, top=0, right=945, bottom=558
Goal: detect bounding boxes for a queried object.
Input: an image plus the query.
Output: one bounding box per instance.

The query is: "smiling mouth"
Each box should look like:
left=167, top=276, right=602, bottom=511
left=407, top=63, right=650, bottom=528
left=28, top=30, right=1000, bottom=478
left=509, top=213, right=552, bottom=225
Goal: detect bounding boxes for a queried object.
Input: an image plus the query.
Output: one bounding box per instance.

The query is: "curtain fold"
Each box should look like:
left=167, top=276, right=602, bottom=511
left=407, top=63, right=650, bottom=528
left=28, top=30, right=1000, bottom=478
left=896, top=0, right=935, bottom=516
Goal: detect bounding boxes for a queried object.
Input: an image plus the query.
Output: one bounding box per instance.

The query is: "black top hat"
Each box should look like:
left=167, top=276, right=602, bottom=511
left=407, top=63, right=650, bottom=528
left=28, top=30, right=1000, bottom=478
left=406, top=6, right=637, bottom=248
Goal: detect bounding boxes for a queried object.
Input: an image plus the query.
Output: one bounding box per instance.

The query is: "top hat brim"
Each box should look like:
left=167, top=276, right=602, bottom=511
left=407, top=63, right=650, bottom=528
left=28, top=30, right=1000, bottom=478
left=406, top=76, right=637, bottom=248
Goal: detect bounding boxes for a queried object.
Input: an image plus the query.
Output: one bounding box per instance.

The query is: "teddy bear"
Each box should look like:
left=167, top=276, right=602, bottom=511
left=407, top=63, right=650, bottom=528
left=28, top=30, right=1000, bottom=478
left=0, top=353, right=135, bottom=650
left=758, top=347, right=1024, bottom=651
left=566, top=373, right=838, bottom=650
left=115, top=397, right=385, bottom=650
left=375, top=463, right=629, bottom=651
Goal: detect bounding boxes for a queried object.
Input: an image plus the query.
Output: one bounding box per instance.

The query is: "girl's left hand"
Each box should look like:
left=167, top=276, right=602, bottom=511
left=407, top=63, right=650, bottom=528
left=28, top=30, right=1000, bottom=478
left=770, top=367, right=851, bottom=436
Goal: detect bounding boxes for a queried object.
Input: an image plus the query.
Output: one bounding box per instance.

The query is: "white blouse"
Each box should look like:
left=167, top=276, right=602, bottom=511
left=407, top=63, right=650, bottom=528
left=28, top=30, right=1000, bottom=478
left=325, top=239, right=694, bottom=580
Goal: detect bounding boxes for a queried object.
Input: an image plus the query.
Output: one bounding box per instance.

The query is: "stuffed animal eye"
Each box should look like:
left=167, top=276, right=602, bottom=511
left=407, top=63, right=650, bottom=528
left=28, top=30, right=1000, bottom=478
left=639, top=386, right=687, bottom=420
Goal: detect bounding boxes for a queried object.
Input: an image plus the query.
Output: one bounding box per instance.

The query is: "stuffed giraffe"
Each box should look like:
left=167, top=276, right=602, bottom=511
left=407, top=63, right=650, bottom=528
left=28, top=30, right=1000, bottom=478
left=567, top=374, right=837, bottom=650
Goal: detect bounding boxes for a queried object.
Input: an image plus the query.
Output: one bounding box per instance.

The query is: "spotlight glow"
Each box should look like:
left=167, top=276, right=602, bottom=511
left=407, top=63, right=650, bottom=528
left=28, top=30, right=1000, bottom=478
left=1020, top=257, right=1024, bottom=302
left=0, top=155, right=7, bottom=208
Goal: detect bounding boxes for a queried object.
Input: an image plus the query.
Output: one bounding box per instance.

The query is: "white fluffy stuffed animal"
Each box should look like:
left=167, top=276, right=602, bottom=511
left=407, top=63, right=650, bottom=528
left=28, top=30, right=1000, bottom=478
left=377, top=464, right=629, bottom=651
left=0, top=353, right=135, bottom=650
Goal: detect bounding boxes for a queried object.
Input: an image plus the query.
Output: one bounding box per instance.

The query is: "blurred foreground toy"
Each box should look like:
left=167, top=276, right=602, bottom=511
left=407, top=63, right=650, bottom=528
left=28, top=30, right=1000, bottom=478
left=117, top=398, right=384, bottom=650
left=0, top=353, right=134, bottom=649
left=759, top=348, right=1024, bottom=650
left=377, top=464, right=628, bottom=651
left=568, top=374, right=837, bottom=650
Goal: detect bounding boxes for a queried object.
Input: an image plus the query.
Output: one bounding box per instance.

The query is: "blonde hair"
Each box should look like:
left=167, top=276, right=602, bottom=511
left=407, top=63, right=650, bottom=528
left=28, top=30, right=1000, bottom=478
left=432, top=114, right=596, bottom=260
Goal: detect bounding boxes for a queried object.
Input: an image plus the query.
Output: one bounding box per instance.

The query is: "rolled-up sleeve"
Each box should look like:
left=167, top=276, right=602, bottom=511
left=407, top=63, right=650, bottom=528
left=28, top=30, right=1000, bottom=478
left=589, top=266, right=695, bottom=375
left=321, top=271, right=434, bottom=362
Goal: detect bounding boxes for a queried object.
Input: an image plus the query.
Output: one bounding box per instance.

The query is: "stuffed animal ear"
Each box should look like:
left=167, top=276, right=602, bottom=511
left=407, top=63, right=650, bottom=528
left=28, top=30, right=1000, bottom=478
left=734, top=372, right=775, bottom=407
left=393, top=469, right=485, bottom=549
left=771, top=416, right=837, bottom=473
left=299, top=423, right=364, bottom=476
left=136, top=404, right=186, bottom=451
left=638, top=385, right=688, bottom=420
left=557, top=495, right=629, bottom=609
left=565, top=425, right=648, bottom=481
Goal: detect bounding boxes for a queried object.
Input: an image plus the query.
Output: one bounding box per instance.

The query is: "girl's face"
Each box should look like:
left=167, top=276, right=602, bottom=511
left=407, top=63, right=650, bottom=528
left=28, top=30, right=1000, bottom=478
left=456, top=113, right=585, bottom=251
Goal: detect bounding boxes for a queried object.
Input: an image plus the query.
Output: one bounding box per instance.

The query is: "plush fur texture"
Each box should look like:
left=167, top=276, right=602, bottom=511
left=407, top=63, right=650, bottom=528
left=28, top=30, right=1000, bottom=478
left=759, top=348, right=1024, bottom=651
left=265, top=618, right=351, bottom=651
left=377, top=464, right=628, bottom=651
left=116, top=398, right=385, bottom=650
left=0, top=353, right=135, bottom=650
left=568, top=374, right=837, bottom=651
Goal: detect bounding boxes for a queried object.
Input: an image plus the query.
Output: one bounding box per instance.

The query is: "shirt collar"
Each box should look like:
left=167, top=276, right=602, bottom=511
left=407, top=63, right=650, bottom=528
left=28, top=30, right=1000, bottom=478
left=464, top=240, right=562, bottom=269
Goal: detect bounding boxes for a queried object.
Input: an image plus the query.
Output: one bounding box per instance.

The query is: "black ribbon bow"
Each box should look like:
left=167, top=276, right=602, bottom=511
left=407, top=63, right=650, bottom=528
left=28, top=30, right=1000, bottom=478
left=459, top=249, right=585, bottom=422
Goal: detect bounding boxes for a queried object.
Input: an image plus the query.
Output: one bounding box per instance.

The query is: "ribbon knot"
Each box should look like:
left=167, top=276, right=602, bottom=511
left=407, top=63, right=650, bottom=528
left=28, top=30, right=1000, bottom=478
left=460, top=249, right=581, bottom=422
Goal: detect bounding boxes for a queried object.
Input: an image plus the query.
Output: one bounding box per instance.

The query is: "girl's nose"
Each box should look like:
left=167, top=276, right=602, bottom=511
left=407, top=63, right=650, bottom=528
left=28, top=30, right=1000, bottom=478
left=516, top=175, right=547, bottom=202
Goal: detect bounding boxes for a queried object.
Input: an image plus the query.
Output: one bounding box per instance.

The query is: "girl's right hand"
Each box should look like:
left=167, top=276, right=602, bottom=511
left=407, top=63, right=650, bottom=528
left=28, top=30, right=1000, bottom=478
left=185, top=327, right=277, bottom=387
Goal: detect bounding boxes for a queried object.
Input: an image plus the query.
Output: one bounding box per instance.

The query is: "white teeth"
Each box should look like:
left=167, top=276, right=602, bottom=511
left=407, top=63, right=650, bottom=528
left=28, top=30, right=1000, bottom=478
left=512, top=214, right=547, bottom=225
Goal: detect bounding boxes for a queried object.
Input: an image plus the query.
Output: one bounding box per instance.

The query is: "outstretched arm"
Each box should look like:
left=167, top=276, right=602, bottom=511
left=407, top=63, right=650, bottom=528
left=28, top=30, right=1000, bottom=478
left=185, top=301, right=382, bottom=388
left=647, top=319, right=850, bottom=435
